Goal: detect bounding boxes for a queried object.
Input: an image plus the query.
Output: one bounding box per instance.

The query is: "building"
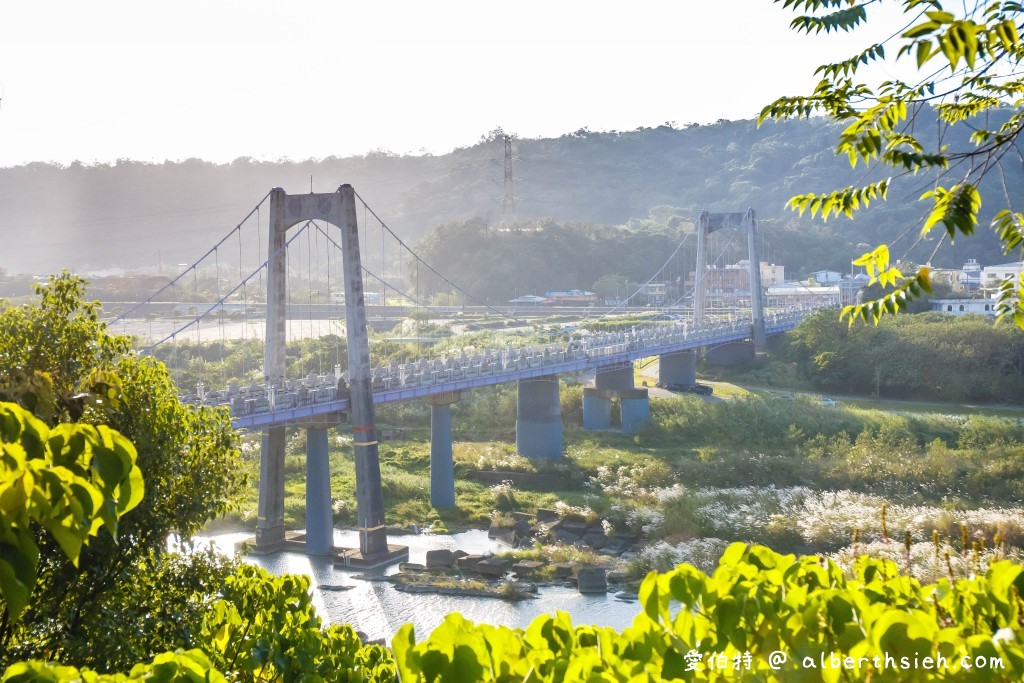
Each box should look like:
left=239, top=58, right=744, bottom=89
left=838, top=273, right=869, bottom=306
left=639, top=282, right=667, bottom=305
left=508, top=294, right=548, bottom=305
left=930, top=298, right=998, bottom=316
left=981, top=261, right=1024, bottom=293
left=542, top=289, right=598, bottom=305
left=810, top=270, right=844, bottom=284
left=760, top=262, right=786, bottom=286
left=766, top=282, right=841, bottom=307
left=958, top=259, right=982, bottom=292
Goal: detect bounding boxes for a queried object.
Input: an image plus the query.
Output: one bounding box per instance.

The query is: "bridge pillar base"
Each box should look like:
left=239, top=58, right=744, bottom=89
left=582, top=388, right=612, bottom=430
left=427, top=392, right=460, bottom=508
left=620, top=388, right=650, bottom=434
left=255, top=426, right=287, bottom=551
left=659, top=351, right=697, bottom=386
left=304, top=427, right=334, bottom=555
left=516, top=375, right=563, bottom=458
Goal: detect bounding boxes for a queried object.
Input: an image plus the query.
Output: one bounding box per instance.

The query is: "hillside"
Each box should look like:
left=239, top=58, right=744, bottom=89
left=0, top=115, right=1014, bottom=277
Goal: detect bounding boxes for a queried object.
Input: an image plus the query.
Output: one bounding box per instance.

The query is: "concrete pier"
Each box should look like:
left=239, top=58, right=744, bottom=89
left=582, top=388, right=612, bottom=430
left=659, top=350, right=697, bottom=386
left=255, top=426, right=286, bottom=550
left=427, top=392, right=460, bottom=508
left=304, top=427, right=334, bottom=555
left=516, top=375, right=563, bottom=458
left=585, top=363, right=648, bottom=434
left=619, top=388, right=651, bottom=434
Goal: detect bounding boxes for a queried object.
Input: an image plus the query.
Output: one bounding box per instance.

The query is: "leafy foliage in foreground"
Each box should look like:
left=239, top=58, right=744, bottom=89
left=395, top=543, right=1024, bottom=681
left=0, top=274, right=245, bottom=668
left=762, top=1, right=1024, bottom=326
left=0, top=402, right=142, bottom=620
left=391, top=540, right=1024, bottom=679
left=6, top=543, right=1024, bottom=681
left=200, top=564, right=396, bottom=683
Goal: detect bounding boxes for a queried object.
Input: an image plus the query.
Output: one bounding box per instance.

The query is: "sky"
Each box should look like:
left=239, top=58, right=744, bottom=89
left=0, top=0, right=913, bottom=167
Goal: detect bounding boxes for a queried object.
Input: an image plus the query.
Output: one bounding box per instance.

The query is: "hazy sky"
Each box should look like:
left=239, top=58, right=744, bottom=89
left=0, top=0, right=912, bottom=167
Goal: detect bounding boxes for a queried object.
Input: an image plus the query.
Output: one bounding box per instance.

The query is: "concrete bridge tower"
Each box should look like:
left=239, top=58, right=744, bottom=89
left=256, top=185, right=404, bottom=566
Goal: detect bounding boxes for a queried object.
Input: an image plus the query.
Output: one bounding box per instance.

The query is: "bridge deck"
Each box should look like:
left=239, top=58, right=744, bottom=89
left=216, top=311, right=814, bottom=430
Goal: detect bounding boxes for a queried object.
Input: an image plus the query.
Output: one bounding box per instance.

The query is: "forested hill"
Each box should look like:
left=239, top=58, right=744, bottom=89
left=0, top=114, right=1014, bottom=276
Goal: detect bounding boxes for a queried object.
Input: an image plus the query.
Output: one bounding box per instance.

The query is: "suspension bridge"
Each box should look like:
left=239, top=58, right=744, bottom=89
left=109, top=184, right=841, bottom=566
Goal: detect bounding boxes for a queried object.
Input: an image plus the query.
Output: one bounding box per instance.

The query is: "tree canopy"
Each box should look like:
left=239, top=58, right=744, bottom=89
left=762, top=0, right=1024, bottom=325
left=0, top=274, right=246, bottom=667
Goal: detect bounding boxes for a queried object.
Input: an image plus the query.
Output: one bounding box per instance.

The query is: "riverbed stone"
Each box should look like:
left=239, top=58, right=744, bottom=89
left=598, top=547, right=621, bottom=557
left=536, top=508, right=559, bottom=523
left=607, top=570, right=628, bottom=583
left=514, top=519, right=533, bottom=537
left=475, top=557, right=512, bottom=577
left=425, top=549, right=455, bottom=568
left=577, top=566, right=608, bottom=594
left=452, top=549, right=469, bottom=560
left=561, top=522, right=588, bottom=536
left=457, top=554, right=485, bottom=570
left=553, top=563, right=575, bottom=578
left=582, top=531, right=607, bottom=549
left=512, top=560, right=545, bottom=576
left=488, top=522, right=515, bottom=539
left=553, top=529, right=580, bottom=544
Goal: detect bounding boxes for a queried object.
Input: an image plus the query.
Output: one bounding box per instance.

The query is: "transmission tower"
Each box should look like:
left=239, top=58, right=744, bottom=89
left=501, top=134, right=516, bottom=226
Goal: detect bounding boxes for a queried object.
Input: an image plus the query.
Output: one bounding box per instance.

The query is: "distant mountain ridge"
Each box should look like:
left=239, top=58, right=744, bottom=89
left=0, top=116, right=1012, bottom=275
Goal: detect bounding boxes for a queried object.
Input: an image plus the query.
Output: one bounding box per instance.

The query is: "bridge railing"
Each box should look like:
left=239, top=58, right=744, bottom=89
left=178, top=306, right=828, bottom=420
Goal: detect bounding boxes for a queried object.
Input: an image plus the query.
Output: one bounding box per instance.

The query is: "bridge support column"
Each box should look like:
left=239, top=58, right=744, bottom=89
left=582, top=388, right=612, bottom=430
left=427, top=392, right=460, bottom=509
left=255, top=426, right=286, bottom=550
left=659, top=350, right=697, bottom=386
left=304, top=427, right=334, bottom=555
left=619, top=388, right=650, bottom=434
left=516, top=375, right=563, bottom=458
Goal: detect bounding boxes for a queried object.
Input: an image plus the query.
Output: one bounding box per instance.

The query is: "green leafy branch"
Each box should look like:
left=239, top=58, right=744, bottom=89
left=0, top=402, right=143, bottom=620
left=789, top=2, right=869, bottom=34
left=842, top=267, right=933, bottom=325
left=920, top=182, right=982, bottom=238
left=787, top=179, right=890, bottom=220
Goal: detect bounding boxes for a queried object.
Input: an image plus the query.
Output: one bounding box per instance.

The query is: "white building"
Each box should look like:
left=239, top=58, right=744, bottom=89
left=981, top=261, right=1024, bottom=293
left=766, top=283, right=841, bottom=307
left=930, top=298, right=998, bottom=316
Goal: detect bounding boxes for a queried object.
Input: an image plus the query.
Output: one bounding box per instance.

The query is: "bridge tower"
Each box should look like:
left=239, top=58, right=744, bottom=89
left=256, top=185, right=403, bottom=566
left=692, top=209, right=766, bottom=360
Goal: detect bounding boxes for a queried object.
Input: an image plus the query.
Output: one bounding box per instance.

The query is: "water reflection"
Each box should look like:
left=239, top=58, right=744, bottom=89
left=196, top=529, right=639, bottom=642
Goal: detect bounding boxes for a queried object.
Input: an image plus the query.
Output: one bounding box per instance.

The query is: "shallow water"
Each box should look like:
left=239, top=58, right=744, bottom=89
left=197, top=529, right=639, bottom=642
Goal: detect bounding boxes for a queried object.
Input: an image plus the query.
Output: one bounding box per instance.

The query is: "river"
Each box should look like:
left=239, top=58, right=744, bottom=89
left=199, top=529, right=641, bottom=643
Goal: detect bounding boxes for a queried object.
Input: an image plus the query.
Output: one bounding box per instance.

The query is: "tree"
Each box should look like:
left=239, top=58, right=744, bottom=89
left=0, top=274, right=246, bottom=669
left=761, top=0, right=1024, bottom=325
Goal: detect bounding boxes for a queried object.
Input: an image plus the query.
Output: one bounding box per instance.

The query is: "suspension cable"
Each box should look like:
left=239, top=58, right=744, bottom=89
left=110, top=190, right=272, bottom=325
left=353, top=190, right=534, bottom=326
left=141, top=221, right=313, bottom=354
